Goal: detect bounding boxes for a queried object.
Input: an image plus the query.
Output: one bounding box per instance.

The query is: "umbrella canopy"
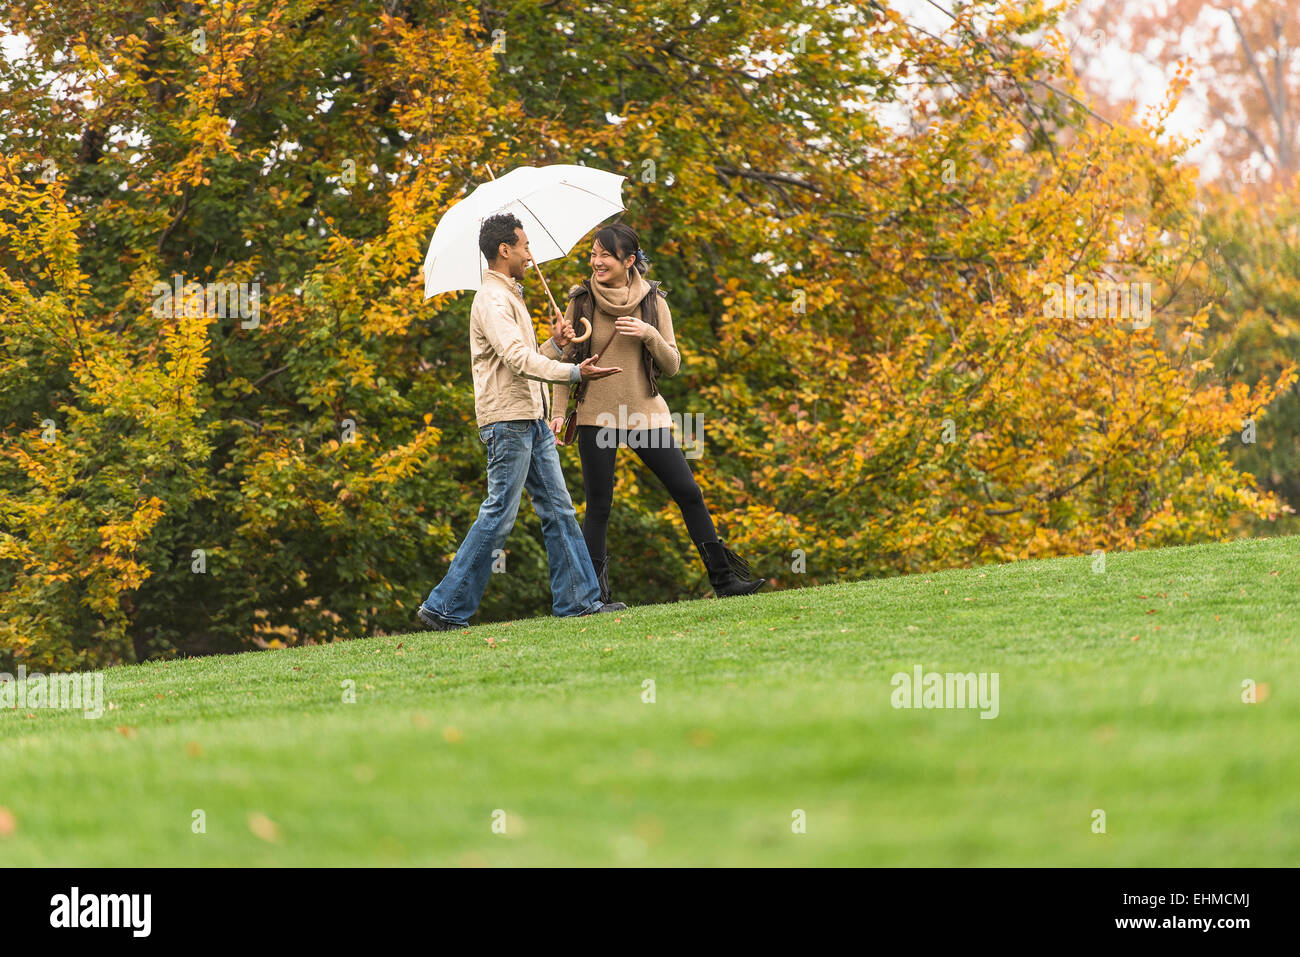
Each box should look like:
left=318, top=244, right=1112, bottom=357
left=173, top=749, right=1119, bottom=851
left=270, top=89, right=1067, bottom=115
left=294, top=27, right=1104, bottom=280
left=422, top=164, right=627, bottom=299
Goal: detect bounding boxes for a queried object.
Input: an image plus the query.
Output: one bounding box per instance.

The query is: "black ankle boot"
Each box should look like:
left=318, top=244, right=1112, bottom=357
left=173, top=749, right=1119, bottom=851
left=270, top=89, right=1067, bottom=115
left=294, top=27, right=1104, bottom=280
left=694, top=538, right=767, bottom=598
left=594, top=554, right=612, bottom=605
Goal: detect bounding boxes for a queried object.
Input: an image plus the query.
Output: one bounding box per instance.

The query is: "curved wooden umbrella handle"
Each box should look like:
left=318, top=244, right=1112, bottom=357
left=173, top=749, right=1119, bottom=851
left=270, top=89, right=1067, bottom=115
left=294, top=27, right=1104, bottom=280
left=570, top=316, right=592, bottom=343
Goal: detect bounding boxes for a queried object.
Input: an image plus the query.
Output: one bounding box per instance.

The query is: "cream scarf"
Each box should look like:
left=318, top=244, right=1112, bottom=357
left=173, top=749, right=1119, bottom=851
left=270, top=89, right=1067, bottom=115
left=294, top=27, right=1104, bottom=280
left=590, top=269, right=650, bottom=317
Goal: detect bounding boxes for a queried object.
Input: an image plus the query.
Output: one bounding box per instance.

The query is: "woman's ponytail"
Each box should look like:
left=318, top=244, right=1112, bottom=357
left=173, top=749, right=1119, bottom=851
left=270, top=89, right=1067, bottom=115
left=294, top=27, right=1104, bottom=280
left=633, top=247, right=651, bottom=276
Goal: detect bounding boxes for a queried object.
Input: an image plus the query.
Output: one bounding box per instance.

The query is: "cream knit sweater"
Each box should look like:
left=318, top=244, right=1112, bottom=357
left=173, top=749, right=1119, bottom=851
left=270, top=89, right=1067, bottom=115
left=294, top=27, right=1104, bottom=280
left=551, top=271, right=682, bottom=431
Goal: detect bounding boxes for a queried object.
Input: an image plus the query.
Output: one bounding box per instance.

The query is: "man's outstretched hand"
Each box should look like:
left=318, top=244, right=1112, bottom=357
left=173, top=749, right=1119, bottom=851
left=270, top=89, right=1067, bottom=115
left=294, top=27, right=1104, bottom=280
left=578, top=353, right=622, bottom=381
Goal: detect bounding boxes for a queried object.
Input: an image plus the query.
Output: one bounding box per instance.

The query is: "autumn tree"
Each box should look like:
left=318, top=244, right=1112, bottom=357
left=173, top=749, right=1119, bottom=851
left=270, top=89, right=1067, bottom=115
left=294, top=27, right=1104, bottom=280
left=1, top=0, right=1291, bottom=671
left=1179, top=184, right=1300, bottom=532
left=492, top=0, right=1292, bottom=577
left=1066, top=0, right=1300, bottom=522
left=2, top=0, right=504, bottom=667
left=1069, top=0, right=1300, bottom=190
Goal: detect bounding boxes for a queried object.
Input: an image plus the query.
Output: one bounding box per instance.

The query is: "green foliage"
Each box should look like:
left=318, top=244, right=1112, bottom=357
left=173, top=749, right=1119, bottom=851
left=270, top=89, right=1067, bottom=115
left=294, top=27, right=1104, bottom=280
left=1194, top=184, right=1300, bottom=535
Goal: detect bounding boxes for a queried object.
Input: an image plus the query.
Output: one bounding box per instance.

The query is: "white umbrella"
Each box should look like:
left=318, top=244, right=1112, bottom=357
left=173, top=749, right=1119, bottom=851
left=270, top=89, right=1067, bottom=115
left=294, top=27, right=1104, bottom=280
left=421, top=163, right=627, bottom=340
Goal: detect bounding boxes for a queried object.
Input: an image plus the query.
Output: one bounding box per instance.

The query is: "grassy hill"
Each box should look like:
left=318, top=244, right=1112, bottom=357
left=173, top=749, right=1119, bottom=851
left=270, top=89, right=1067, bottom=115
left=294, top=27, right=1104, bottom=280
left=2, top=535, right=1297, bottom=866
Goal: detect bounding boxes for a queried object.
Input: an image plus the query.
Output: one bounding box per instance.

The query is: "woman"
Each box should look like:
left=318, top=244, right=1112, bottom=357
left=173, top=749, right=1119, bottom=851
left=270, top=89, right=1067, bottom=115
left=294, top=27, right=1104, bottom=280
left=550, top=222, right=765, bottom=603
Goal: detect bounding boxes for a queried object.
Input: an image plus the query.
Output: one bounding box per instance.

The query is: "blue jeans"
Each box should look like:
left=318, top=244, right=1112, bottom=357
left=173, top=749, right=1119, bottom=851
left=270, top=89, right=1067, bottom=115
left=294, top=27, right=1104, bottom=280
left=421, top=418, right=605, bottom=626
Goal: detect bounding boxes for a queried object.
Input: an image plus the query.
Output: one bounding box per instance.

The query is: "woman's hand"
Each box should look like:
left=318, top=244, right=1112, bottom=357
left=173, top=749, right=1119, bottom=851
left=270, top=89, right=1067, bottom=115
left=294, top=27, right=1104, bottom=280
left=614, top=315, right=649, bottom=339
left=550, top=416, right=566, bottom=437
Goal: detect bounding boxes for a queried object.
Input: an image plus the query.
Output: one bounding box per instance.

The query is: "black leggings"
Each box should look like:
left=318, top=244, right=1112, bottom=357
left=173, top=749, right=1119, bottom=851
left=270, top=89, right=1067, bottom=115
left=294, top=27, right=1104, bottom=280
left=576, top=425, right=717, bottom=564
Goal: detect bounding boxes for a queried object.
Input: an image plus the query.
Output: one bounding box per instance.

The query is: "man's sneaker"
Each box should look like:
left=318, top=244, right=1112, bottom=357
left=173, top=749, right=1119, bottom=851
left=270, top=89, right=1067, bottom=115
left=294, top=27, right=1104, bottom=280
left=417, top=606, right=461, bottom=631
left=582, top=601, right=627, bottom=615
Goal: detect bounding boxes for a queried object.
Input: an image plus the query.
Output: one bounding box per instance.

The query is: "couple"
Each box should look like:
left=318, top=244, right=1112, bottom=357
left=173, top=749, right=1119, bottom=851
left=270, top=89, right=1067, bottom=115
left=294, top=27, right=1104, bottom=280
left=416, top=213, right=764, bottom=631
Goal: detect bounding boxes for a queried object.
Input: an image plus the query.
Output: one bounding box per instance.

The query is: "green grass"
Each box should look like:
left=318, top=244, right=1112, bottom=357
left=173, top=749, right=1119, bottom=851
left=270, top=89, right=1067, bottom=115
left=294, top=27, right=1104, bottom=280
left=3, top=535, right=1299, bottom=866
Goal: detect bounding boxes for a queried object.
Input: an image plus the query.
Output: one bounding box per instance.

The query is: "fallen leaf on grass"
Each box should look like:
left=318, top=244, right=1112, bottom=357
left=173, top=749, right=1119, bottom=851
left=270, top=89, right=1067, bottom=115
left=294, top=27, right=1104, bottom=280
left=248, top=813, right=281, bottom=843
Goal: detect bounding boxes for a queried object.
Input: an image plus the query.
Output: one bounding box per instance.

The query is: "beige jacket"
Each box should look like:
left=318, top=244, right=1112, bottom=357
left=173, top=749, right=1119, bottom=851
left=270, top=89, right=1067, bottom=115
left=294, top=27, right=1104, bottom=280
left=469, top=269, right=580, bottom=427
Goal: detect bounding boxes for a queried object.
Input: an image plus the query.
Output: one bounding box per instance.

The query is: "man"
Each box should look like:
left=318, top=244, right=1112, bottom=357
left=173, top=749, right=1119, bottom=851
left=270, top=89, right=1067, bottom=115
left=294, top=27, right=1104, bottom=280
left=417, top=212, right=627, bottom=631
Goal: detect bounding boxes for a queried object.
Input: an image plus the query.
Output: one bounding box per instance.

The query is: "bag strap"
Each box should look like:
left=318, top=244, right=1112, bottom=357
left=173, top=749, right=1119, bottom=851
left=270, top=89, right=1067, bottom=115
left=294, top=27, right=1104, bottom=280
left=590, top=328, right=619, bottom=361
left=641, top=281, right=662, bottom=327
